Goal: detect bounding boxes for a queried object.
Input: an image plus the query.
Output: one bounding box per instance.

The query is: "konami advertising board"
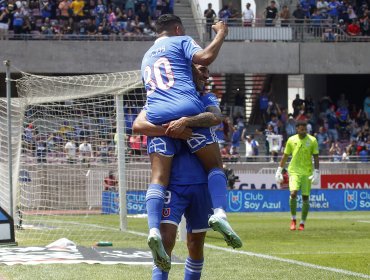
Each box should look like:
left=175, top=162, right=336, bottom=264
left=321, top=174, right=370, bottom=189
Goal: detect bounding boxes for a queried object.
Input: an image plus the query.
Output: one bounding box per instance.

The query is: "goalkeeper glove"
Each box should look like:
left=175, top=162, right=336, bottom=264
left=275, top=167, right=284, bottom=183
left=309, top=169, right=320, bottom=185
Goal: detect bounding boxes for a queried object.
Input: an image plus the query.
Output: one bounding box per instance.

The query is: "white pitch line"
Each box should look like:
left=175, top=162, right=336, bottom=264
left=124, top=230, right=370, bottom=278
left=204, top=244, right=370, bottom=279
left=357, top=220, right=370, bottom=224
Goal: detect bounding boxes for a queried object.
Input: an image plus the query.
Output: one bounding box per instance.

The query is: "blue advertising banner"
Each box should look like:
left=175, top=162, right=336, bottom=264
left=102, top=191, right=146, bottom=214
left=102, top=190, right=370, bottom=214
left=226, top=189, right=370, bottom=212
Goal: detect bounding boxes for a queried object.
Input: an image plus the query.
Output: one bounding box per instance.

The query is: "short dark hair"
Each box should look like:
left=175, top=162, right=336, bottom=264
left=155, top=14, right=182, bottom=33
left=296, top=120, right=307, bottom=127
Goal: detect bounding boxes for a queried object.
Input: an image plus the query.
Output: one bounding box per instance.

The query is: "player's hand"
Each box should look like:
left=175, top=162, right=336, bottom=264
left=212, top=21, right=228, bottom=37
left=275, top=167, right=284, bottom=183
left=163, top=117, right=188, bottom=138
left=309, top=169, right=320, bottom=185
left=178, top=127, right=193, bottom=140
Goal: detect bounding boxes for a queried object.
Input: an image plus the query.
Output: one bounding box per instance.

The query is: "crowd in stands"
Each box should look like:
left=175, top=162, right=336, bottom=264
left=216, top=87, right=370, bottom=163
left=204, top=1, right=370, bottom=38
left=0, top=0, right=174, bottom=38
left=21, top=98, right=148, bottom=164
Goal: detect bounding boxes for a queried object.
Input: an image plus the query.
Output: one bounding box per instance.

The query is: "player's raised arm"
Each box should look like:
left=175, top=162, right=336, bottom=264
left=192, top=21, right=228, bottom=66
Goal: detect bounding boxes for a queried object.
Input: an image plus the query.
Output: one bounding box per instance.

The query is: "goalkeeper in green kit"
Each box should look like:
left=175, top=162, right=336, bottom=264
left=275, top=120, right=320, bottom=231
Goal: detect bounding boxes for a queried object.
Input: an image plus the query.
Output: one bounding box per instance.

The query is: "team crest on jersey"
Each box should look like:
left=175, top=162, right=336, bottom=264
left=162, top=208, right=171, bottom=218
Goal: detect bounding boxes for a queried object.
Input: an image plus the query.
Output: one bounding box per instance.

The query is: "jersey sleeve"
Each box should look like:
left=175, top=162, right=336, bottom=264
left=182, top=36, right=203, bottom=61
left=312, top=137, right=319, bottom=155
left=201, top=93, right=219, bottom=109
left=284, top=138, right=293, bottom=155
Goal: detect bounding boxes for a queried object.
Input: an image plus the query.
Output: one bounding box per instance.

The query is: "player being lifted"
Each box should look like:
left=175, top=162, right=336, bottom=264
left=141, top=15, right=242, bottom=270
left=275, top=120, right=320, bottom=231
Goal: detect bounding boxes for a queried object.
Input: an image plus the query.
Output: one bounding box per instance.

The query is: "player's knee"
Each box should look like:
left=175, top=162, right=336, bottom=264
left=290, top=192, right=297, bottom=199
left=302, top=195, right=309, bottom=202
left=151, top=173, right=169, bottom=186
left=187, top=240, right=204, bottom=260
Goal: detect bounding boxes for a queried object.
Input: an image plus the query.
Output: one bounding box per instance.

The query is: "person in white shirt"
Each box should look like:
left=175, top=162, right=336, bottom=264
left=64, top=139, right=76, bottom=164
left=78, top=140, right=93, bottom=163
left=244, top=135, right=254, bottom=161
left=242, top=3, right=254, bottom=26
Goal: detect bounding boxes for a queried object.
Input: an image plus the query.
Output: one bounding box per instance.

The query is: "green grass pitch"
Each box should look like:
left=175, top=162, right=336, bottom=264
left=0, top=212, right=369, bottom=280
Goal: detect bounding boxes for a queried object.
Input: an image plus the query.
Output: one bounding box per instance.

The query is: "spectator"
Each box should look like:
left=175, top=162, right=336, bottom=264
left=267, top=131, right=283, bottom=162
left=35, top=135, right=47, bottom=163
left=364, top=89, right=370, bottom=120
left=242, top=3, right=254, bottom=27
left=244, top=135, right=254, bottom=161
left=78, top=140, right=93, bottom=163
left=315, top=126, right=330, bottom=155
left=204, top=3, right=216, bottom=38
left=85, top=18, right=96, bottom=35
left=347, top=19, right=361, bottom=35
left=230, top=125, right=241, bottom=155
left=348, top=4, right=357, bottom=22
left=264, top=0, right=278, bottom=26
left=280, top=5, right=290, bottom=27
left=326, top=105, right=339, bottom=142
left=259, top=91, right=269, bottom=125
left=135, top=3, right=151, bottom=29
left=292, top=94, right=305, bottom=117
left=233, top=89, right=245, bottom=118
left=360, top=14, right=370, bottom=36
left=58, top=0, right=71, bottom=21
left=103, top=171, right=118, bottom=191
left=304, top=95, right=315, bottom=114
left=70, top=0, right=85, bottom=23
left=12, top=6, right=24, bottom=34
left=292, top=4, right=306, bottom=40
left=316, top=0, right=329, bottom=17
left=96, top=140, right=111, bottom=163
left=64, top=139, right=77, bottom=163
left=268, top=113, right=279, bottom=134
left=329, top=141, right=342, bottom=162
left=299, top=0, right=311, bottom=18
left=346, top=139, right=358, bottom=160
left=285, top=114, right=297, bottom=139
left=336, top=105, right=350, bottom=138
left=327, top=0, right=340, bottom=21
left=250, top=134, right=259, bottom=158
left=0, top=7, right=10, bottom=39
left=220, top=143, right=233, bottom=161
left=23, top=123, right=35, bottom=153
left=218, top=4, right=232, bottom=22
left=128, top=134, right=142, bottom=156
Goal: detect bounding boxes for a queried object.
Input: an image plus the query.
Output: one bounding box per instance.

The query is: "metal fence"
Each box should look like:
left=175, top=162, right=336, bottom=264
left=1, top=18, right=369, bottom=42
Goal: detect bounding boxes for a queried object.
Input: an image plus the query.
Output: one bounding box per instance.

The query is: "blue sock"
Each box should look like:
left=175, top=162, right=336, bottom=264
left=152, top=264, right=169, bottom=280
left=184, top=257, right=203, bottom=280
left=146, top=184, right=166, bottom=230
left=208, top=168, right=227, bottom=209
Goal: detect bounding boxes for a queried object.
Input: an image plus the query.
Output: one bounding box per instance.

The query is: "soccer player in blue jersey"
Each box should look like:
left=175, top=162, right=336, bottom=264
left=134, top=113, right=213, bottom=280
left=141, top=14, right=241, bottom=270
left=135, top=63, right=242, bottom=272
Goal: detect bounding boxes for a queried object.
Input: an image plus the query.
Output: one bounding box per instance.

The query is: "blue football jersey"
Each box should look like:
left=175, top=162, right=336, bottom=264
left=200, top=92, right=219, bottom=110
left=169, top=141, right=207, bottom=185
left=141, top=36, right=205, bottom=124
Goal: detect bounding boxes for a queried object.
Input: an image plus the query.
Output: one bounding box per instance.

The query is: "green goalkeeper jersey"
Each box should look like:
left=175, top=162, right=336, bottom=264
left=284, top=134, right=319, bottom=176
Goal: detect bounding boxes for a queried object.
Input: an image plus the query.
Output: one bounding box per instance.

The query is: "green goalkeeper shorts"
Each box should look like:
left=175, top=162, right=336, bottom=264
left=289, top=174, right=311, bottom=196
